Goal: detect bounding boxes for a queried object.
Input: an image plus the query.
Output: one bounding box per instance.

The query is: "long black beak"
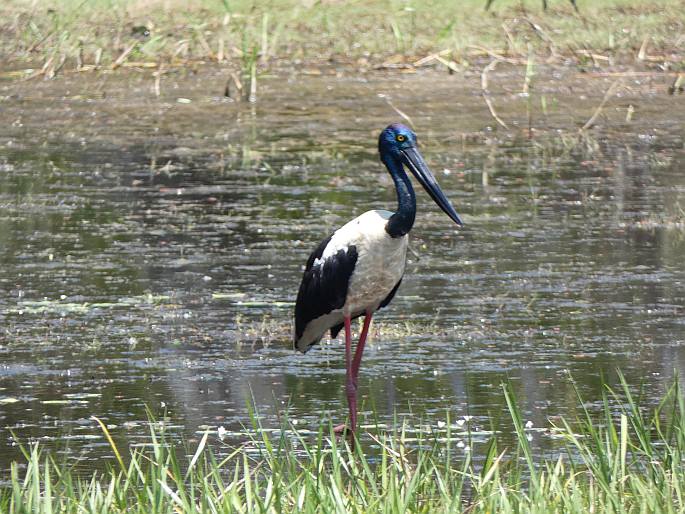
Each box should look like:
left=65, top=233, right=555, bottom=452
left=401, top=147, right=464, bottom=227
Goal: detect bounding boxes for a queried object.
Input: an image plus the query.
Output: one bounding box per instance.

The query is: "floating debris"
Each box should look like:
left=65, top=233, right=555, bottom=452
left=64, top=393, right=101, bottom=400
left=41, top=400, right=90, bottom=405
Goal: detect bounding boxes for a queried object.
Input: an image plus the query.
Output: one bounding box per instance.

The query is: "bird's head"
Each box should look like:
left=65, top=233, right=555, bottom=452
left=378, top=123, right=463, bottom=227
left=378, top=123, right=417, bottom=159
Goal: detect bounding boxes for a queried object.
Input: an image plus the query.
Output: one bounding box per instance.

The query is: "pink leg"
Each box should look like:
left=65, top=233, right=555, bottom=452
left=351, top=311, right=373, bottom=389
left=348, top=312, right=372, bottom=435
left=344, top=315, right=358, bottom=433
left=334, top=316, right=354, bottom=435
left=335, top=313, right=373, bottom=443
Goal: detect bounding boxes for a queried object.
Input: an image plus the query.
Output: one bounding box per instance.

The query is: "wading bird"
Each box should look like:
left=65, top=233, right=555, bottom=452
left=293, top=123, right=463, bottom=437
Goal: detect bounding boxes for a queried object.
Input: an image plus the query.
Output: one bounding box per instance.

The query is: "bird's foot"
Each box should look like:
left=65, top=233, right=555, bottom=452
left=333, top=423, right=348, bottom=436
left=333, top=424, right=355, bottom=450
left=333, top=424, right=357, bottom=449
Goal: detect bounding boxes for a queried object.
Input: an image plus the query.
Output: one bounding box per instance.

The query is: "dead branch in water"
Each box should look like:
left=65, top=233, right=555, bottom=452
left=380, top=94, right=415, bottom=129
left=669, top=73, right=684, bottom=95
left=580, top=79, right=622, bottom=131
left=413, top=49, right=451, bottom=67
left=152, top=61, right=165, bottom=97
left=111, top=41, right=138, bottom=69
left=481, top=59, right=509, bottom=130
left=468, top=45, right=521, bottom=65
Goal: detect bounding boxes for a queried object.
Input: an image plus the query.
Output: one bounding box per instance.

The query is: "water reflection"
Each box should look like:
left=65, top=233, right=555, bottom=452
left=0, top=67, right=684, bottom=473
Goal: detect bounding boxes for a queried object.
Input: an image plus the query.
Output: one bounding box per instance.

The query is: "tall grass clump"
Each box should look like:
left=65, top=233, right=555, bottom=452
left=1, top=0, right=683, bottom=79
left=1, top=372, right=685, bottom=512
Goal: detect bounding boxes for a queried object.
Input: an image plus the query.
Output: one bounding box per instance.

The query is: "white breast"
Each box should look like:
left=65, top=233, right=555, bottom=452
left=331, top=210, right=408, bottom=316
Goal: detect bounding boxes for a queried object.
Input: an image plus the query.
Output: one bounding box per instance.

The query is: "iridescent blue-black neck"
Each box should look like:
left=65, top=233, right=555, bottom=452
left=382, top=154, right=416, bottom=238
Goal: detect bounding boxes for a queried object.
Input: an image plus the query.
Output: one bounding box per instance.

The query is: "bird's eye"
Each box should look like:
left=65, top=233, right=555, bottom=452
left=396, top=135, right=406, bottom=142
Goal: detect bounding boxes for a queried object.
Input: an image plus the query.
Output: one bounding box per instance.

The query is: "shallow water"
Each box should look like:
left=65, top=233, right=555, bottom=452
left=1, top=65, right=684, bottom=474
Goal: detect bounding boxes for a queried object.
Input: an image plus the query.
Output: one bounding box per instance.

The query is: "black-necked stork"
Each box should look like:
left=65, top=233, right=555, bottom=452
left=293, top=123, right=463, bottom=437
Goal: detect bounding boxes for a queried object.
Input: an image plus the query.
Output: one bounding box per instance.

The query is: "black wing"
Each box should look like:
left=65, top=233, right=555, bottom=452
left=329, top=277, right=403, bottom=339
left=294, top=234, right=358, bottom=350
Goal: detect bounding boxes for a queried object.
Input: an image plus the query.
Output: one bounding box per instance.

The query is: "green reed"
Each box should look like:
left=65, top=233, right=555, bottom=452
left=1, top=372, right=684, bottom=512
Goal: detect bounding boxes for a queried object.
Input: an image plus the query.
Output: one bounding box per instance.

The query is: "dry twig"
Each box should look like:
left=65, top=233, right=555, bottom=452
left=381, top=95, right=415, bottom=128
left=153, top=62, right=165, bottom=97
left=481, top=59, right=509, bottom=130
left=580, top=79, right=622, bottom=131
left=468, top=45, right=520, bottom=65
left=112, top=41, right=138, bottom=69
left=413, top=49, right=451, bottom=67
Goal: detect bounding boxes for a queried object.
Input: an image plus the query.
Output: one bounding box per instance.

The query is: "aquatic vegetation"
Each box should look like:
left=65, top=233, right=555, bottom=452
left=2, top=374, right=684, bottom=512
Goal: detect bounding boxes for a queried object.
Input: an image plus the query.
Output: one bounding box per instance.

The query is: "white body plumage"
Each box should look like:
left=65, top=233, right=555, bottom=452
left=295, top=210, right=408, bottom=351
left=333, top=210, right=407, bottom=314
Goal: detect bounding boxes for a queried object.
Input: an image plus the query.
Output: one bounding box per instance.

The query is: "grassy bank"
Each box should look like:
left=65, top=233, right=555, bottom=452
left=1, top=374, right=684, bottom=513
left=0, top=0, right=683, bottom=80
